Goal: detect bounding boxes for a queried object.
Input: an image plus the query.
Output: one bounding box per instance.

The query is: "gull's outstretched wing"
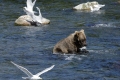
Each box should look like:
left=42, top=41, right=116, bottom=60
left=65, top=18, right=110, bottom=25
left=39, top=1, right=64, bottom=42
left=35, top=65, right=55, bottom=76
left=23, top=7, right=38, bottom=23
left=26, top=0, right=32, bottom=10
left=23, top=7, right=34, bottom=18
left=11, top=61, right=33, bottom=77
left=26, top=0, right=36, bottom=10
left=35, top=7, right=43, bottom=23
left=36, top=7, right=42, bottom=18
left=32, top=0, right=37, bottom=8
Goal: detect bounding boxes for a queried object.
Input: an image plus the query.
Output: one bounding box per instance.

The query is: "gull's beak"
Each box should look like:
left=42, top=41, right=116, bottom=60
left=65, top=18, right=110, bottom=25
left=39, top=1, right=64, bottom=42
left=23, top=7, right=26, bottom=12
left=23, top=7, right=25, bottom=9
left=23, top=7, right=27, bottom=11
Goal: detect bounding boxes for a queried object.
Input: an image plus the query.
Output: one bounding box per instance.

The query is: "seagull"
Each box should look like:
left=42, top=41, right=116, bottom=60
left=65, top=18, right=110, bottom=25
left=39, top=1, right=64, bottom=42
left=34, top=7, right=50, bottom=24
left=24, top=0, right=37, bottom=15
left=90, top=4, right=105, bottom=12
left=26, top=20, right=41, bottom=26
left=11, top=61, right=55, bottom=80
left=23, top=0, right=39, bottom=26
left=24, top=6, right=50, bottom=25
left=23, top=7, right=41, bottom=26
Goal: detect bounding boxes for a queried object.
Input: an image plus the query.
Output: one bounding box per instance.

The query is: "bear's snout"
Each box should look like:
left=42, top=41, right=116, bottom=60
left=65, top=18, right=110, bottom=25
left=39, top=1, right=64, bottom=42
left=84, top=43, right=87, bottom=46
left=81, top=41, right=87, bottom=47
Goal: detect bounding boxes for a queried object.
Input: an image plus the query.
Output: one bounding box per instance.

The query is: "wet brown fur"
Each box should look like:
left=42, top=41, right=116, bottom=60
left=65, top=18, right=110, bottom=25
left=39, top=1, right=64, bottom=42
left=53, top=29, right=87, bottom=54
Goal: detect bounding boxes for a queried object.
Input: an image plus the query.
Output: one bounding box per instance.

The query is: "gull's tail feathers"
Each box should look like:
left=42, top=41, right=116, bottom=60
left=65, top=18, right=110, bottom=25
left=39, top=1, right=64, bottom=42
left=99, top=4, right=105, bottom=8
left=36, top=65, right=55, bottom=76
left=94, top=4, right=105, bottom=8
left=22, top=77, right=30, bottom=79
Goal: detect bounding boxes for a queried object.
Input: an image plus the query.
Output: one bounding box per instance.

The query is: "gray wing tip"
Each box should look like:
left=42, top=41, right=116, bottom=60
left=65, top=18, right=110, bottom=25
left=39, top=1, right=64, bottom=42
left=11, top=61, right=15, bottom=65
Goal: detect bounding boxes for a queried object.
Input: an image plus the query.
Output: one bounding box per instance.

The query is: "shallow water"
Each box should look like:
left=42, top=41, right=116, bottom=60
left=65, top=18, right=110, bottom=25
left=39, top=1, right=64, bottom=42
left=0, top=0, right=120, bottom=80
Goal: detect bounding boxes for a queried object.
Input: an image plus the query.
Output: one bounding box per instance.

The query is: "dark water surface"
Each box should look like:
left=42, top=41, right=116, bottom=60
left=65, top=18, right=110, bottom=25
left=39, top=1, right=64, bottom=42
left=0, top=0, right=120, bottom=80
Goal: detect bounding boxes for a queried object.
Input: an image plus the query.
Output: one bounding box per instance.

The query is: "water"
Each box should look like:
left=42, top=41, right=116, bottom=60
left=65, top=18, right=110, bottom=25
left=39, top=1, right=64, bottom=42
left=0, top=0, right=120, bottom=80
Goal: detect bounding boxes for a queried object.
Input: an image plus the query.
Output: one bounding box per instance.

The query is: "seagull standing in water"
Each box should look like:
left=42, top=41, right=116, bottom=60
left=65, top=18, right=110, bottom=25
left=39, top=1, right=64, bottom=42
left=11, top=61, right=55, bottom=80
left=90, top=4, right=105, bottom=12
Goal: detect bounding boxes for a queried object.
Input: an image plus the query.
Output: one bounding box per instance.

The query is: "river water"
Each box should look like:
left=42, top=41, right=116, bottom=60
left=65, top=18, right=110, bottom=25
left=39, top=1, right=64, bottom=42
left=0, top=0, right=120, bottom=80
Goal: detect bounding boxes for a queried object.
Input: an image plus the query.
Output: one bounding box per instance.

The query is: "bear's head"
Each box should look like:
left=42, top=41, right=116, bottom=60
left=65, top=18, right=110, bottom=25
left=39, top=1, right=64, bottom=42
left=73, top=29, right=87, bottom=48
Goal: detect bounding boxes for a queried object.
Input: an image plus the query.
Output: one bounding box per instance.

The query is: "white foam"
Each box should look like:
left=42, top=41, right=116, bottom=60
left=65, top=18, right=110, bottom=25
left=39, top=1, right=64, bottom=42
left=64, top=54, right=82, bottom=61
left=91, top=23, right=117, bottom=28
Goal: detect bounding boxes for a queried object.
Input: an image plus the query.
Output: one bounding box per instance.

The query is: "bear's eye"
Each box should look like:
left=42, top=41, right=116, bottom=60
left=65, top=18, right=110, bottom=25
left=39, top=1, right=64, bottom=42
left=81, top=39, right=86, bottom=42
left=82, top=40, right=84, bottom=42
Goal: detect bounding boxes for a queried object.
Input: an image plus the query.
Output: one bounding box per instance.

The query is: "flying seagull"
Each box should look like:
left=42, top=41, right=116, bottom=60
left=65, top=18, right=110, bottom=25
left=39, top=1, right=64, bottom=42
left=24, top=0, right=37, bottom=15
left=11, top=61, right=55, bottom=80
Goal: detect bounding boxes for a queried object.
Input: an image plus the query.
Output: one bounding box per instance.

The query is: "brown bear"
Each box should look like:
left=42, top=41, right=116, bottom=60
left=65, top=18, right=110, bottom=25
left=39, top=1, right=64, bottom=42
left=53, top=29, right=87, bottom=54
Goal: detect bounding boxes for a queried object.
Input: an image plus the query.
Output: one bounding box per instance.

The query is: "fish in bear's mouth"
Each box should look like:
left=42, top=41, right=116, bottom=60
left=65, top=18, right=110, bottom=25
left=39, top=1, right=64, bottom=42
left=80, top=46, right=89, bottom=53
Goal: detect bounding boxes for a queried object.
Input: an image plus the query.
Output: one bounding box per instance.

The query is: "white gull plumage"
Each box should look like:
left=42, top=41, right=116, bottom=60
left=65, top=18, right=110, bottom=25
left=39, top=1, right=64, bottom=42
left=24, top=0, right=36, bottom=15
left=90, top=4, right=105, bottom=12
left=11, top=61, right=55, bottom=80
left=24, top=6, right=50, bottom=25
left=35, top=7, right=50, bottom=24
left=23, top=0, right=50, bottom=25
left=73, top=1, right=105, bottom=12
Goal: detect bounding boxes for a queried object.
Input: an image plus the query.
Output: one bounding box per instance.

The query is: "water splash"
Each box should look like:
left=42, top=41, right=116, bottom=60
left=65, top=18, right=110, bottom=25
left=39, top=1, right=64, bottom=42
left=91, top=22, right=119, bottom=28
left=64, top=54, right=87, bottom=61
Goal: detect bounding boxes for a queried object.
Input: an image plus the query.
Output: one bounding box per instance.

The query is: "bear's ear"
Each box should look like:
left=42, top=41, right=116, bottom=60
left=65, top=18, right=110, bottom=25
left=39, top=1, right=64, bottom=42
left=74, top=31, right=79, bottom=36
left=80, top=29, right=86, bottom=39
left=73, top=31, right=80, bottom=39
left=75, top=31, right=78, bottom=34
left=80, top=29, right=84, bottom=33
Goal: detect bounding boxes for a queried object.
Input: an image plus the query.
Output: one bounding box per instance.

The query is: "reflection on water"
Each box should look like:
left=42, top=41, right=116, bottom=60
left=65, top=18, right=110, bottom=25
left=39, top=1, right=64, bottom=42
left=0, top=0, right=120, bottom=80
left=24, top=26, right=43, bottom=36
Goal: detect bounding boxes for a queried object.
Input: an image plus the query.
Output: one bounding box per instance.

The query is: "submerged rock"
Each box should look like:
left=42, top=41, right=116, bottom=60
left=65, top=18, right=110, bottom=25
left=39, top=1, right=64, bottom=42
left=15, top=15, right=32, bottom=26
